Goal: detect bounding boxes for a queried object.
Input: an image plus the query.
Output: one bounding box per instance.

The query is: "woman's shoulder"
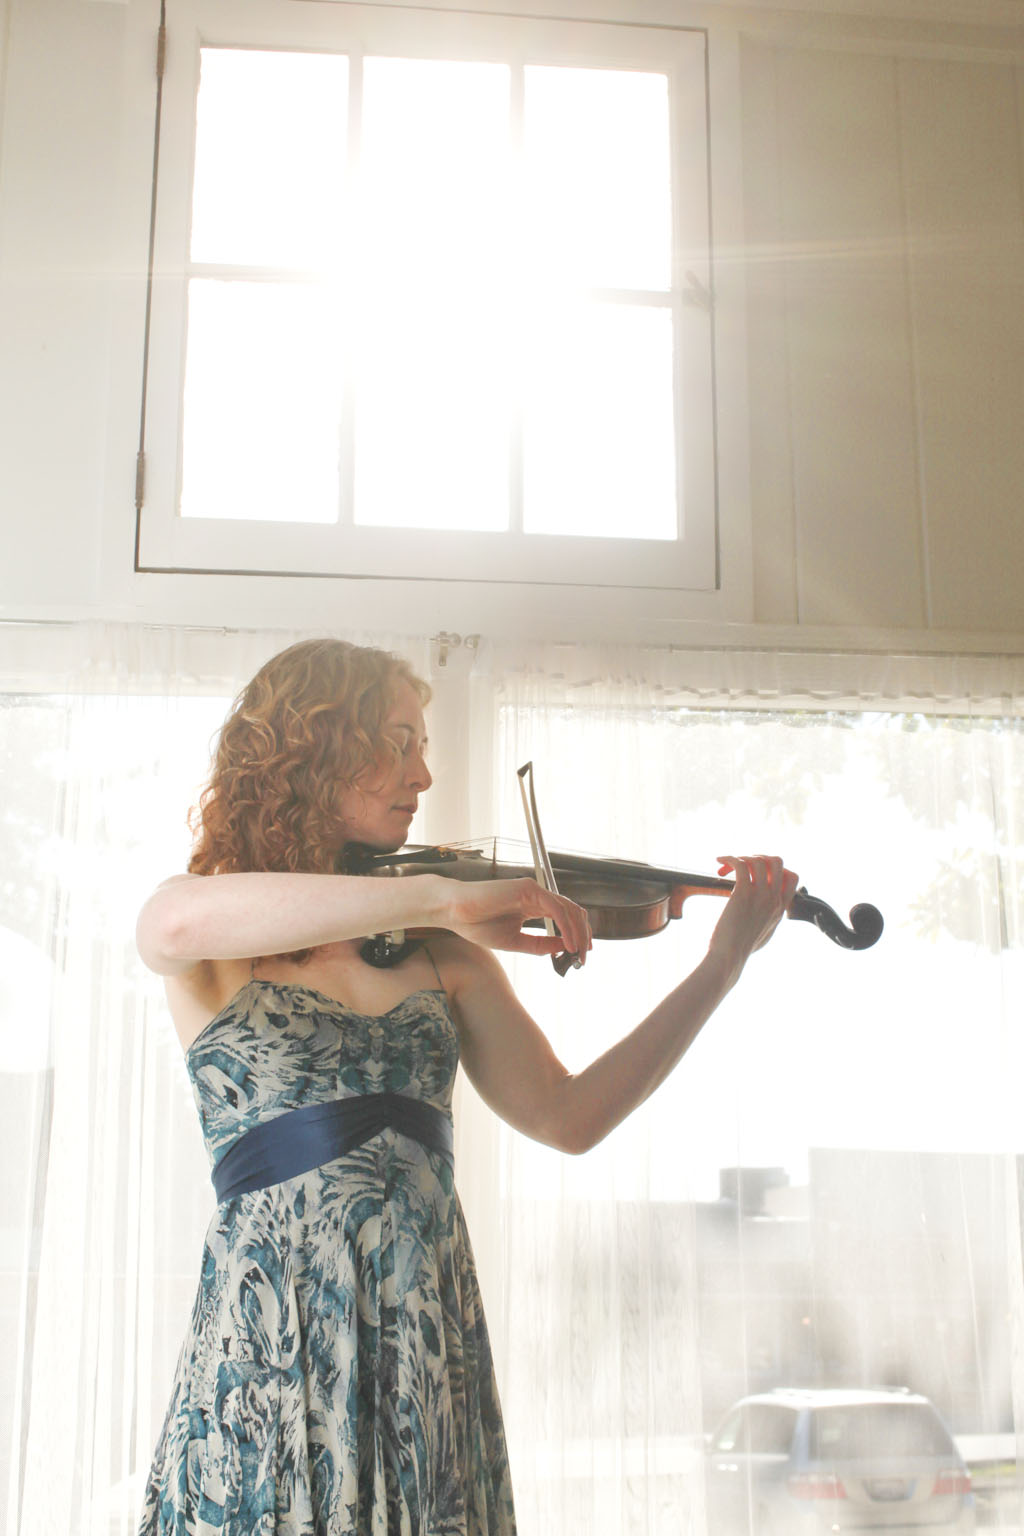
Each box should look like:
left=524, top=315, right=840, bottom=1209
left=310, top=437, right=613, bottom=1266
left=420, top=931, right=510, bottom=996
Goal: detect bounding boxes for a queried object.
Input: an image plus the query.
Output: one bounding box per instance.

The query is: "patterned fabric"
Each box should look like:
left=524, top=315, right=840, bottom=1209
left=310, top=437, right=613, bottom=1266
left=139, top=980, right=516, bottom=1536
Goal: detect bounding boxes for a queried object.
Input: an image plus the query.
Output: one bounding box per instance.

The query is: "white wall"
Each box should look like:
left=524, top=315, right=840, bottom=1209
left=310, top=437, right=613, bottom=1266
left=1, top=0, right=1023, bottom=648
left=742, top=31, right=1024, bottom=635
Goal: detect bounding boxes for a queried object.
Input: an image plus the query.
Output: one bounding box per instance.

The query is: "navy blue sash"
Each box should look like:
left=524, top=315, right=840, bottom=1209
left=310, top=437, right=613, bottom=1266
left=211, top=1092, right=454, bottom=1203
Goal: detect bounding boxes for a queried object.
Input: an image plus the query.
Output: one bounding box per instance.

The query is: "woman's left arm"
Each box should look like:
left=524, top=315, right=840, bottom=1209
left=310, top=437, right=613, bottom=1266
left=445, top=855, right=797, bottom=1155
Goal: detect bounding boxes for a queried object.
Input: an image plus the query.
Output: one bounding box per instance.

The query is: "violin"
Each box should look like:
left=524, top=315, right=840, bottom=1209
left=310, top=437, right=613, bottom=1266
left=353, top=761, right=883, bottom=973
left=352, top=838, right=884, bottom=975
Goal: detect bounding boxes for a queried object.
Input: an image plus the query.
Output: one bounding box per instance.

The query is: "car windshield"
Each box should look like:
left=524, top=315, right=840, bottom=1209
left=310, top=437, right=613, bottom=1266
left=712, top=1405, right=797, bottom=1454
left=809, top=1404, right=953, bottom=1461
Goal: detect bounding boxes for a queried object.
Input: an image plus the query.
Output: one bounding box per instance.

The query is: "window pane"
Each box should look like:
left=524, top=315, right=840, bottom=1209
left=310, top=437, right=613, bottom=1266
left=523, top=67, right=671, bottom=292
left=747, top=1405, right=798, bottom=1454
left=354, top=297, right=510, bottom=532
left=354, top=57, right=513, bottom=531
left=181, top=280, right=343, bottom=523
left=156, top=32, right=712, bottom=573
left=523, top=302, right=677, bottom=539
left=360, top=57, right=511, bottom=289
left=809, top=1404, right=953, bottom=1461
left=191, top=49, right=349, bottom=267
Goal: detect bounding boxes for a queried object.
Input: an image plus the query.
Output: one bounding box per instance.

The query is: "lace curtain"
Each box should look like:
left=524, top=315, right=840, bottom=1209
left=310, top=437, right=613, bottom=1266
left=459, top=640, right=1024, bottom=1534
left=1, top=623, right=1021, bottom=1535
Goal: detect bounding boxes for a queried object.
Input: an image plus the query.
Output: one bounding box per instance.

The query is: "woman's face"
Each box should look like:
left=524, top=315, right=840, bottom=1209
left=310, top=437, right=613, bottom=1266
left=335, top=678, right=432, bottom=851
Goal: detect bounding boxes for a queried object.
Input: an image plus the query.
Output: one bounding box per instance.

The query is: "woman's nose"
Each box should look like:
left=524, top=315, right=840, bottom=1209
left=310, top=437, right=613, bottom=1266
left=409, top=753, right=432, bottom=791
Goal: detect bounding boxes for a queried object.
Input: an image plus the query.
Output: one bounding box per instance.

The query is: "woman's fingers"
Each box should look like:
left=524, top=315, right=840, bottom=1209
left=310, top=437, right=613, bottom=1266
left=718, top=854, right=796, bottom=903
left=535, top=884, right=592, bottom=953
left=448, top=876, right=592, bottom=962
left=711, top=854, right=800, bottom=958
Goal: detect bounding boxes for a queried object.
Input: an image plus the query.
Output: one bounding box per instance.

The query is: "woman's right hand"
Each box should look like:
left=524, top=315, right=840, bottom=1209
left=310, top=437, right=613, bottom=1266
left=441, top=876, right=593, bottom=963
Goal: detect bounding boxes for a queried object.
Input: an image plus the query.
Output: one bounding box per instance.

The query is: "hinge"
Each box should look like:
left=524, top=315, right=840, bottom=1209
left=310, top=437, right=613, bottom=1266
left=156, top=23, right=167, bottom=81
left=135, top=450, right=146, bottom=511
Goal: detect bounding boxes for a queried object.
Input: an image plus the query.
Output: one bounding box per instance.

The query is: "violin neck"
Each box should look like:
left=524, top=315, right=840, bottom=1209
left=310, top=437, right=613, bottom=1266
left=547, top=848, right=732, bottom=896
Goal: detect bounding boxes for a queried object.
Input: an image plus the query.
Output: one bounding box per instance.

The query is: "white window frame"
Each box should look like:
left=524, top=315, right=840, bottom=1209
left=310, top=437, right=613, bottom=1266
left=137, top=1, right=717, bottom=591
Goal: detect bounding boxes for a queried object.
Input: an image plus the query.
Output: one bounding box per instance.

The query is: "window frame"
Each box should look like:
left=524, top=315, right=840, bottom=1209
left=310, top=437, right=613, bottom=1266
left=136, top=0, right=717, bottom=591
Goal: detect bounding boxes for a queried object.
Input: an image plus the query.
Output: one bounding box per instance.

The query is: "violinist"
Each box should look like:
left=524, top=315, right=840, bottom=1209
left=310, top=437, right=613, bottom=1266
left=134, top=636, right=797, bottom=1536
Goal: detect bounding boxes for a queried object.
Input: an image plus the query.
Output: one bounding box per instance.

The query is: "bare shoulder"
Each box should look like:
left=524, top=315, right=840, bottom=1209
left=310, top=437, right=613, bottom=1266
left=420, top=933, right=520, bottom=1036
left=421, top=931, right=511, bottom=996
left=163, top=956, right=251, bottom=1054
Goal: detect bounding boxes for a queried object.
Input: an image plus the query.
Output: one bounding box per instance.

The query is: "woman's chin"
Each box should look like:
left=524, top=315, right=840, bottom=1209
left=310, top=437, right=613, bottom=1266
left=343, top=831, right=409, bottom=861
left=375, top=833, right=409, bottom=853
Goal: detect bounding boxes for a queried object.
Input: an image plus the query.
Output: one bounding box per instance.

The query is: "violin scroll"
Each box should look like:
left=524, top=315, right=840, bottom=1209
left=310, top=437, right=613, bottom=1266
left=789, top=888, right=884, bottom=950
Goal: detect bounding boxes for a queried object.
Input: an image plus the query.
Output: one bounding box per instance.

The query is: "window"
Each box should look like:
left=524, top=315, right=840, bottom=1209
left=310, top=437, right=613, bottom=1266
left=137, top=3, right=715, bottom=589
left=808, top=1404, right=953, bottom=1461
left=712, top=1408, right=746, bottom=1453
left=746, top=1405, right=798, bottom=1455
left=3, top=630, right=1020, bottom=1531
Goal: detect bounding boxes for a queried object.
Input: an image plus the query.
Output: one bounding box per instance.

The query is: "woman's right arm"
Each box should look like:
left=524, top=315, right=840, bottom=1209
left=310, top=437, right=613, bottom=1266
left=135, top=871, right=450, bottom=975
left=136, top=870, right=592, bottom=975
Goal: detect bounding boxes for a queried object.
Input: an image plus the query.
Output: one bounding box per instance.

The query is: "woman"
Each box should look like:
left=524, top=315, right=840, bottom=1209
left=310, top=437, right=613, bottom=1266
left=136, top=637, right=796, bottom=1536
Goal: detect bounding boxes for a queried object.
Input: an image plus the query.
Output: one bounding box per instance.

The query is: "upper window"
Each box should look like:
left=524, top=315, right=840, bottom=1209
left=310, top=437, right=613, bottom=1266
left=138, top=3, right=714, bottom=589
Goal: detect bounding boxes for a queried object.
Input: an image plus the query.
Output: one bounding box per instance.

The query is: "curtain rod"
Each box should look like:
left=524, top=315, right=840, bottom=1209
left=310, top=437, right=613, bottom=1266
left=2, top=617, right=1024, bottom=662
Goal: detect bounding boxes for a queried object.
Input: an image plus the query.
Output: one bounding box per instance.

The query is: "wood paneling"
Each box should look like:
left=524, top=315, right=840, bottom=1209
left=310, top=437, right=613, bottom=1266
left=898, top=55, right=1024, bottom=631
left=742, top=37, right=799, bottom=625
left=742, top=37, right=1024, bottom=635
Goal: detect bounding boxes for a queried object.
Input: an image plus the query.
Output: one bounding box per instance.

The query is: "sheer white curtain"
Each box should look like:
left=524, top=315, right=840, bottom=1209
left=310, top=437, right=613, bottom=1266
left=456, top=640, right=1024, bottom=1536
left=0, top=622, right=429, bottom=1536
left=1, top=623, right=1022, bottom=1536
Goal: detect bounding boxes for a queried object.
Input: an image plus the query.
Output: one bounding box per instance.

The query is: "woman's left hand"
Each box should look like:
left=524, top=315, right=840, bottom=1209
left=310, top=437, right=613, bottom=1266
left=708, top=855, right=799, bottom=968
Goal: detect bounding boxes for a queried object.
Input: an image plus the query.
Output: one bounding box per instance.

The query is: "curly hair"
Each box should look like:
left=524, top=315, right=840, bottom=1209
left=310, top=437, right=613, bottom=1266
left=189, top=638, right=429, bottom=882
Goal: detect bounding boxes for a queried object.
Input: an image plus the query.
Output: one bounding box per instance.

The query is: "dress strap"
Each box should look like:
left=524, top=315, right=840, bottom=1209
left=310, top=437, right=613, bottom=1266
left=421, top=943, right=445, bottom=994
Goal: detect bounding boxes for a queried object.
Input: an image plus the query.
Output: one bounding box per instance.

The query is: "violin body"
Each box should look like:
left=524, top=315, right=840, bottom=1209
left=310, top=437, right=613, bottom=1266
left=350, top=840, right=884, bottom=962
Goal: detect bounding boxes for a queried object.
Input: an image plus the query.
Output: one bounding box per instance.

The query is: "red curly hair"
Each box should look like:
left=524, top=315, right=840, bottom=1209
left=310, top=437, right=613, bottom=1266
left=189, top=638, right=429, bottom=879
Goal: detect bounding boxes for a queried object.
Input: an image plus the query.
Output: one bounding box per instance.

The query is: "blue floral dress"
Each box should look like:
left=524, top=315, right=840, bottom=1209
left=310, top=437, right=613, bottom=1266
left=139, top=979, right=516, bottom=1536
